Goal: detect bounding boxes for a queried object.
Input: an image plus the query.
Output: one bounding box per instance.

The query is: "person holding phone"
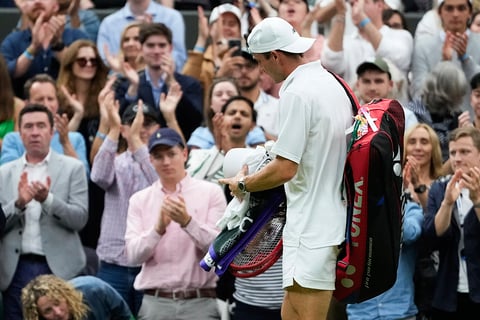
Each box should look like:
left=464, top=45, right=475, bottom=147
left=182, top=3, right=246, bottom=102
left=228, top=39, right=243, bottom=57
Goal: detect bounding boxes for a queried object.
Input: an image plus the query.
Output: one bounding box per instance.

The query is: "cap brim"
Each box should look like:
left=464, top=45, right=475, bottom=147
left=148, top=140, right=178, bottom=153
left=356, top=62, right=389, bottom=76
left=249, top=37, right=315, bottom=54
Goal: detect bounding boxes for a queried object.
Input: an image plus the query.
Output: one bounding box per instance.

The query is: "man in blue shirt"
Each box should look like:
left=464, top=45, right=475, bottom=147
left=0, top=0, right=88, bottom=98
left=97, top=0, right=186, bottom=71
left=115, top=23, right=202, bottom=141
left=0, top=74, right=89, bottom=175
left=22, top=274, right=134, bottom=320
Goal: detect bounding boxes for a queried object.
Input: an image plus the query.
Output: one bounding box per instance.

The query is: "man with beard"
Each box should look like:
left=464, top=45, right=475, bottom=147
left=0, top=0, right=88, bottom=98
left=233, top=51, right=280, bottom=141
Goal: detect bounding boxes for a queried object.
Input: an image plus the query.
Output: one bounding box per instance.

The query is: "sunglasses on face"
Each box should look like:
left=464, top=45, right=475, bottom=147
left=75, top=57, right=98, bottom=68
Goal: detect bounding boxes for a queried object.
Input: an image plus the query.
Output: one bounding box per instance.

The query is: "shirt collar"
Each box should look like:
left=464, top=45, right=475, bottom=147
left=145, top=67, right=166, bottom=88
left=123, top=0, right=157, bottom=20
left=22, top=148, right=52, bottom=167
left=159, top=172, right=190, bottom=195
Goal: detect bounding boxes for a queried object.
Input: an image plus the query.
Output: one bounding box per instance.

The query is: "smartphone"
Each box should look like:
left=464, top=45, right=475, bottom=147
left=228, top=39, right=242, bottom=56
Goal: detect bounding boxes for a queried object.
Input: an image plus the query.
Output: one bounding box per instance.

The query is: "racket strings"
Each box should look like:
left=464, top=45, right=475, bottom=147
left=230, top=201, right=286, bottom=277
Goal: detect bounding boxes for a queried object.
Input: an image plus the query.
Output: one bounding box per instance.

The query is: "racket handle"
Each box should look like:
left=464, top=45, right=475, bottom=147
left=200, top=249, right=216, bottom=271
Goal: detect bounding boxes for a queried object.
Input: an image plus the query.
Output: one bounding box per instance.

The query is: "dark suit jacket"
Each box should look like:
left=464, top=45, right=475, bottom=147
left=115, top=70, right=203, bottom=141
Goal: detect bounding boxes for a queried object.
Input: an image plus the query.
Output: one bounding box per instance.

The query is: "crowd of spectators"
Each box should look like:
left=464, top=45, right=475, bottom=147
left=1, top=0, right=480, bottom=319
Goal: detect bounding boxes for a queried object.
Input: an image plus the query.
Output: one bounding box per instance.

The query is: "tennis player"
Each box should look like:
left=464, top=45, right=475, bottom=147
left=219, top=17, right=353, bottom=320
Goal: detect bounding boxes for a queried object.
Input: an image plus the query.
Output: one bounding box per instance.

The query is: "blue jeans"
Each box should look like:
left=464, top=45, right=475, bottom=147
left=97, top=261, right=143, bottom=316
left=2, top=255, right=52, bottom=320
left=231, top=299, right=281, bottom=320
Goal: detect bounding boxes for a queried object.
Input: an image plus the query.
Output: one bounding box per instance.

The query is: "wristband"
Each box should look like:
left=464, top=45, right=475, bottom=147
left=96, top=131, right=107, bottom=140
left=358, top=17, right=371, bottom=29
left=23, top=49, right=34, bottom=60
left=459, top=53, right=469, bottom=62
left=193, top=45, right=205, bottom=53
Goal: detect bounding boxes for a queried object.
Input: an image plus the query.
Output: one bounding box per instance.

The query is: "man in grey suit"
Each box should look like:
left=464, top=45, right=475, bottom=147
left=0, top=104, right=88, bottom=320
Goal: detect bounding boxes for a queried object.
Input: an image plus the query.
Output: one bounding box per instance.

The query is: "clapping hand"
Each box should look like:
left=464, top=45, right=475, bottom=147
left=160, top=82, right=183, bottom=122
left=61, top=85, right=84, bottom=118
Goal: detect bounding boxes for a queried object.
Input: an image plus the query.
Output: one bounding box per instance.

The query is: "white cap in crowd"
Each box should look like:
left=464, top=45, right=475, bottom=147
left=209, top=3, right=242, bottom=25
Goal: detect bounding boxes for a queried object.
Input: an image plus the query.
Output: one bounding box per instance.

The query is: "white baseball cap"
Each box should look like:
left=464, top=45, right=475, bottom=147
left=209, top=3, right=242, bottom=25
left=247, top=17, right=315, bottom=54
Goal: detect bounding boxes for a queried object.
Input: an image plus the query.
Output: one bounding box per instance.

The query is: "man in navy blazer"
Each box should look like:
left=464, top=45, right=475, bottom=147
left=115, top=23, right=203, bottom=141
left=0, top=104, right=88, bottom=320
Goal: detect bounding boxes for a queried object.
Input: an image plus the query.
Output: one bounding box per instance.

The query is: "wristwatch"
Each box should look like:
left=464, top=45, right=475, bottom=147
left=238, top=177, right=247, bottom=193
left=414, top=184, right=427, bottom=194
left=51, top=41, right=65, bottom=52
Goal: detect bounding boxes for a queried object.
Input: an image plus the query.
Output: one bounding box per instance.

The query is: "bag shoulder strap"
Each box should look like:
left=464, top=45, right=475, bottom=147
left=327, top=69, right=360, bottom=114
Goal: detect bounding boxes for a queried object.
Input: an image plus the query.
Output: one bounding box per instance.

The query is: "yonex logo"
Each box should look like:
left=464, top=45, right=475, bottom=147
left=340, top=177, right=364, bottom=289
left=351, top=178, right=364, bottom=248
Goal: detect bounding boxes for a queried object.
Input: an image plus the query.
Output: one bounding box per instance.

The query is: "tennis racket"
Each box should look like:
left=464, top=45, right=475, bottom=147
left=229, top=198, right=286, bottom=278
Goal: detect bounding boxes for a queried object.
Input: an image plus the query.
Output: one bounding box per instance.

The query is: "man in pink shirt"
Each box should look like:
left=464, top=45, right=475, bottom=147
left=125, top=127, right=227, bottom=320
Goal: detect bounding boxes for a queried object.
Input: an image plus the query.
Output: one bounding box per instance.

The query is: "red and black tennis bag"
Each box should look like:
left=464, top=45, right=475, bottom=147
left=331, top=72, right=405, bottom=303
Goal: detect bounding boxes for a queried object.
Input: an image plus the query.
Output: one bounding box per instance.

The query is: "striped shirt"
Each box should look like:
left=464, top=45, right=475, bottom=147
left=91, top=138, right=158, bottom=266
left=233, top=257, right=284, bottom=309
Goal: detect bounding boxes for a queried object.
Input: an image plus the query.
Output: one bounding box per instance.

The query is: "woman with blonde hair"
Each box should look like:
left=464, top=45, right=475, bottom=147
left=22, top=275, right=88, bottom=320
left=22, top=274, right=133, bottom=320
left=104, top=22, right=146, bottom=74
left=403, top=123, right=443, bottom=208
left=402, top=123, right=443, bottom=320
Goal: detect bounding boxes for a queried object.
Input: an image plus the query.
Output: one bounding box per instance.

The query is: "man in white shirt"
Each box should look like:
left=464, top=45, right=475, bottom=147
left=220, top=17, right=352, bottom=320
left=233, top=50, right=280, bottom=141
left=0, top=104, right=88, bottom=320
left=321, top=0, right=413, bottom=87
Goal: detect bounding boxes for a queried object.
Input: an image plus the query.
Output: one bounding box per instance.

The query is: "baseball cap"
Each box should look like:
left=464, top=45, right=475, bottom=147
left=356, top=57, right=391, bottom=79
left=148, top=128, right=184, bottom=152
left=209, top=3, right=242, bottom=25
left=122, top=102, right=160, bottom=124
left=247, top=17, right=315, bottom=54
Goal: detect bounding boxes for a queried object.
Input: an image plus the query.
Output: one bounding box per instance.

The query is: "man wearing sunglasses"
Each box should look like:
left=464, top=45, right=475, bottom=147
left=0, top=0, right=89, bottom=99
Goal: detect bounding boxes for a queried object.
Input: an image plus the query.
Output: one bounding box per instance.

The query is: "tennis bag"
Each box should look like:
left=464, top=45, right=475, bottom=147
left=200, top=148, right=286, bottom=277
left=331, top=73, right=405, bottom=303
left=336, top=98, right=405, bottom=303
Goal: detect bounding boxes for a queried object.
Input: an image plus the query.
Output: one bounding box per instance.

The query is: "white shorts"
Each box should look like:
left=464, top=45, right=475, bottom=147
left=283, top=243, right=339, bottom=290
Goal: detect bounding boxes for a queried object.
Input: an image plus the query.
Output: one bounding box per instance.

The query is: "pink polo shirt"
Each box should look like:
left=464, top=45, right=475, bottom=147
left=125, top=174, right=226, bottom=291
